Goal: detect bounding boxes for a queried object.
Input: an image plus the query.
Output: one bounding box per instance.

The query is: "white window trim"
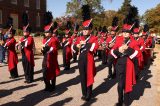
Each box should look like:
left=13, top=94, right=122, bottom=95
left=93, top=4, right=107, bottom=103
left=11, top=0, right=17, bottom=5
left=36, top=0, right=40, bottom=9
left=24, top=0, right=29, bottom=7
left=0, top=10, right=2, bottom=24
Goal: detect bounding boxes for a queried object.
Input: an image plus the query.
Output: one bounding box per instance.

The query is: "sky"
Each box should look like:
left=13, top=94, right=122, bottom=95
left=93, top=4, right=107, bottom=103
left=47, top=0, right=160, bottom=18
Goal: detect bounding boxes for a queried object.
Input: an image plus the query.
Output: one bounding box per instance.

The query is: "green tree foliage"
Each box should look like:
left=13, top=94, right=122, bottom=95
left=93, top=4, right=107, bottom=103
left=118, top=0, right=132, bottom=16
left=65, top=0, right=140, bottom=31
left=66, top=0, right=104, bottom=17
left=144, top=3, right=160, bottom=33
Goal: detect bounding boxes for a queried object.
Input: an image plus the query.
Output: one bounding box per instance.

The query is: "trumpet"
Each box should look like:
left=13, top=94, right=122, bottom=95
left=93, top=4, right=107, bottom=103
left=16, top=38, right=27, bottom=50
left=109, top=36, right=116, bottom=44
left=120, top=39, right=131, bottom=57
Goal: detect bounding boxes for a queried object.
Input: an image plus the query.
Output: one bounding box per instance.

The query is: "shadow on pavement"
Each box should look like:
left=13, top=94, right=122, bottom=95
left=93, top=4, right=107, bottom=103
left=0, top=75, right=79, bottom=106
left=128, top=69, right=152, bottom=105
left=49, top=97, right=73, bottom=106
left=0, top=84, right=37, bottom=99
left=0, top=77, right=24, bottom=85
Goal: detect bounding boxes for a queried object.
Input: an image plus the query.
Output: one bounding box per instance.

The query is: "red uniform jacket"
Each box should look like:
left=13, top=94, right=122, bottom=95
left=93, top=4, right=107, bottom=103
left=107, top=35, right=121, bottom=53
left=111, top=36, right=138, bottom=93
left=71, top=36, right=78, bottom=53
left=42, top=37, right=60, bottom=81
left=5, top=37, right=18, bottom=71
left=62, top=37, right=72, bottom=62
left=74, top=35, right=99, bottom=87
left=20, top=35, right=35, bottom=67
left=132, top=37, right=145, bottom=70
left=99, top=37, right=108, bottom=55
left=144, top=36, right=152, bottom=58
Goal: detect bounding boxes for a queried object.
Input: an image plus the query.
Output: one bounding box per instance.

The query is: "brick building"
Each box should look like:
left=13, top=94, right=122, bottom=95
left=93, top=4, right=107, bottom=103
left=0, top=0, right=46, bottom=32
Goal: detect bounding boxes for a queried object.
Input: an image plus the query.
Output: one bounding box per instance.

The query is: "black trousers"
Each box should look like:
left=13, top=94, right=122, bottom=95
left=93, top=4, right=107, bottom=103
left=97, top=50, right=102, bottom=59
left=10, top=66, right=18, bottom=78
left=22, top=54, right=34, bottom=82
left=73, top=52, right=77, bottom=61
left=133, top=58, right=139, bottom=79
left=116, top=58, right=129, bottom=105
left=42, top=55, right=56, bottom=89
left=43, top=69, right=56, bottom=89
left=78, top=51, right=92, bottom=98
left=108, top=58, right=116, bottom=76
left=63, top=47, right=70, bottom=69
left=101, top=50, right=107, bottom=64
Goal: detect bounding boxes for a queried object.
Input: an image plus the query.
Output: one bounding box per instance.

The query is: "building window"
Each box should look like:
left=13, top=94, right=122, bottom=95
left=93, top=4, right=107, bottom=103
left=11, top=0, right=17, bottom=5
left=36, top=0, right=40, bottom=9
left=0, top=10, right=2, bottom=24
left=24, top=0, right=29, bottom=7
left=36, top=13, right=40, bottom=27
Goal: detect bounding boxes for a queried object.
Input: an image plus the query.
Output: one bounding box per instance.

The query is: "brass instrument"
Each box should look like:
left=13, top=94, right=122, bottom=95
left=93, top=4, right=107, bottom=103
left=121, top=39, right=131, bottom=57
left=16, top=37, right=27, bottom=50
left=109, top=36, right=116, bottom=44
left=79, top=35, right=91, bottom=53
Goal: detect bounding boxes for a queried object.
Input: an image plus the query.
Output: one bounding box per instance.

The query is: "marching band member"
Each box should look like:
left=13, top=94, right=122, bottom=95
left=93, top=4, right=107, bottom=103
left=98, top=26, right=108, bottom=65
left=141, top=24, right=152, bottom=66
left=132, top=19, right=145, bottom=74
left=0, top=24, right=5, bottom=64
left=110, top=7, right=139, bottom=106
left=17, top=12, right=35, bottom=83
left=41, top=11, right=60, bottom=92
left=72, top=5, right=98, bottom=101
left=62, top=21, right=72, bottom=71
left=97, top=26, right=102, bottom=59
left=107, top=17, right=119, bottom=79
left=71, top=23, right=79, bottom=62
left=4, top=25, right=18, bottom=78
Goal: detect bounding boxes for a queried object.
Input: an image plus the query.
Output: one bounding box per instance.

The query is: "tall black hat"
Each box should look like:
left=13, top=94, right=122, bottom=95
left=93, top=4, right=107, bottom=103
left=142, top=24, right=149, bottom=36
left=111, top=16, right=119, bottom=31
left=74, top=23, right=79, bottom=34
left=65, top=21, right=72, bottom=34
left=122, top=6, right=138, bottom=32
left=53, top=21, right=58, bottom=34
left=43, top=11, right=53, bottom=33
left=133, top=19, right=140, bottom=34
left=6, top=17, right=16, bottom=35
left=22, top=12, right=31, bottom=32
left=82, top=4, right=93, bottom=30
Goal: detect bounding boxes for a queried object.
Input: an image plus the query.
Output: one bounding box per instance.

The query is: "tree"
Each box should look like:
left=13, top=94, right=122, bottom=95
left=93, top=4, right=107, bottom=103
left=118, top=0, right=132, bottom=16
left=66, top=0, right=104, bottom=17
left=143, top=3, right=160, bottom=33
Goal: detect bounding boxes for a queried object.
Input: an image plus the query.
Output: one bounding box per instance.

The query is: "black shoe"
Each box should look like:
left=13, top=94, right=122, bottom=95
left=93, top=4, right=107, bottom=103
left=24, top=80, right=28, bottom=83
left=73, top=59, right=77, bottom=62
left=27, top=81, right=33, bottom=83
left=136, top=75, right=139, bottom=81
left=9, top=76, right=14, bottom=79
left=24, top=80, right=33, bottom=84
left=44, top=87, right=50, bottom=91
left=85, top=96, right=91, bottom=101
left=50, top=86, right=55, bottom=91
left=115, top=102, right=122, bottom=106
left=81, top=96, right=86, bottom=100
left=64, top=67, right=70, bottom=71
left=12, top=75, right=19, bottom=79
left=112, top=73, right=116, bottom=79
left=108, top=74, right=112, bottom=79
left=102, top=62, right=105, bottom=65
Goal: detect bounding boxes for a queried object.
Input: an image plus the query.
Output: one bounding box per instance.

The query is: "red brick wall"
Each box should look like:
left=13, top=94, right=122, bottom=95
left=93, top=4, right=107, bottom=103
left=0, top=0, right=46, bottom=32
